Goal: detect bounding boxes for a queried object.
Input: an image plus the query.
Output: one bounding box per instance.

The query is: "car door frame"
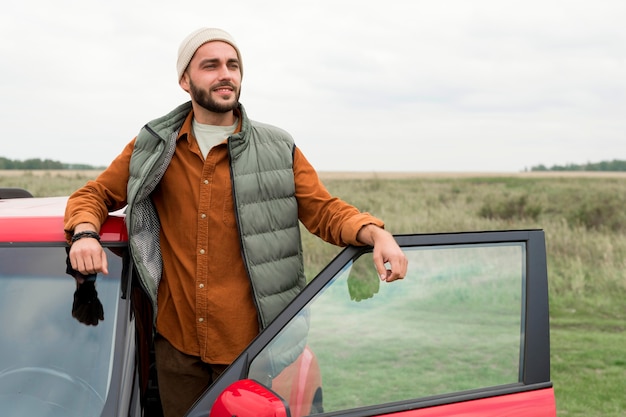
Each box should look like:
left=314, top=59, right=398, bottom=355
left=185, top=229, right=552, bottom=417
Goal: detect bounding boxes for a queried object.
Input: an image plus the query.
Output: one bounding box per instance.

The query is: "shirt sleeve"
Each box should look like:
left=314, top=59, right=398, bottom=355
left=294, top=146, right=384, bottom=246
left=63, top=138, right=136, bottom=237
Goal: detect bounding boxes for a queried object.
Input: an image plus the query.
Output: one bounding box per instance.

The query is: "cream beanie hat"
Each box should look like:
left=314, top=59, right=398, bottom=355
left=176, top=28, right=242, bottom=81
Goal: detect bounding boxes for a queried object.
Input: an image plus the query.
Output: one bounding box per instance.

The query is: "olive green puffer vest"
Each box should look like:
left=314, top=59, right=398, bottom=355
left=126, top=101, right=305, bottom=329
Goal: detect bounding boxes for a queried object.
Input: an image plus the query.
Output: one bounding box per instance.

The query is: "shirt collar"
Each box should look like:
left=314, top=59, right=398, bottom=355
left=178, top=108, right=243, bottom=145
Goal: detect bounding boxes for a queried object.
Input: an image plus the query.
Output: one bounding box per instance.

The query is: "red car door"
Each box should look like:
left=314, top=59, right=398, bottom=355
left=187, top=230, right=555, bottom=417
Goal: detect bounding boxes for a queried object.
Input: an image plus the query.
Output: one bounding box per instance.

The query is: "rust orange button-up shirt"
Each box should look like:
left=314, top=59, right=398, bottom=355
left=65, top=110, right=384, bottom=365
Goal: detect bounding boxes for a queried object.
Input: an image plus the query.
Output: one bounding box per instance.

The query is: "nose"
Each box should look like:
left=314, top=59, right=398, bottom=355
left=217, top=64, right=232, bottom=80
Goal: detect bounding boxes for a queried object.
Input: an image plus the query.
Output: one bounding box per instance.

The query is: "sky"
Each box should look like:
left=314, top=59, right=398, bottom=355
left=1, top=0, right=624, bottom=172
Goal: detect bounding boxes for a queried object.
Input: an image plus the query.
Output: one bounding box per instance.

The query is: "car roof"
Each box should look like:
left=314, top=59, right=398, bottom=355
left=0, top=196, right=127, bottom=243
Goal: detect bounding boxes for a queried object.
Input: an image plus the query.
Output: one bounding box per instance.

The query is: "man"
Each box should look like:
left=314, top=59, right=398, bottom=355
left=65, top=27, right=408, bottom=417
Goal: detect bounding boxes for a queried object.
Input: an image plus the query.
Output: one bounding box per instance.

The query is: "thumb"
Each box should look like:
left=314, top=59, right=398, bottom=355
left=100, top=250, right=109, bottom=275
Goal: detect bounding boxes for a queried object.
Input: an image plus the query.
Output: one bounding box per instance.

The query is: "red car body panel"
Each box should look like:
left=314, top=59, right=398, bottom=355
left=210, top=381, right=555, bottom=417
left=0, top=197, right=127, bottom=243
left=387, top=388, right=556, bottom=417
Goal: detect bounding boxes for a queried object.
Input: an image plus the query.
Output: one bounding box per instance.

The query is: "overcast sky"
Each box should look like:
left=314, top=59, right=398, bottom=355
left=1, top=0, right=624, bottom=172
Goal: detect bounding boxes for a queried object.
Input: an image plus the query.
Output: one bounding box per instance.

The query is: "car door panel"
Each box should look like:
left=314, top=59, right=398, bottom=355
left=383, top=388, right=556, bottom=417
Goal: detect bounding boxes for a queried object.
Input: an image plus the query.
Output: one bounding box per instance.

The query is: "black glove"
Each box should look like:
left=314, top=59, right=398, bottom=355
left=65, top=248, right=104, bottom=326
left=72, top=280, right=105, bottom=326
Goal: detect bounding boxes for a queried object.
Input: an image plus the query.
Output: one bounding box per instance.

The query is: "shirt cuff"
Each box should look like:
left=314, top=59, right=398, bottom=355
left=341, top=214, right=385, bottom=246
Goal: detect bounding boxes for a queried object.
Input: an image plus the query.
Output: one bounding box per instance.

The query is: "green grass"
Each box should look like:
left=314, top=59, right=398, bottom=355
left=550, top=302, right=626, bottom=416
left=0, top=170, right=100, bottom=197
left=305, top=245, right=524, bottom=411
left=306, top=174, right=626, bottom=416
left=2, top=170, right=625, bottom=416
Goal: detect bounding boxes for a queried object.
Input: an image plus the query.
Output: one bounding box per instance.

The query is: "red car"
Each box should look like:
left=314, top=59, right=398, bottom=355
left=0, top=189, right=556, bottom=417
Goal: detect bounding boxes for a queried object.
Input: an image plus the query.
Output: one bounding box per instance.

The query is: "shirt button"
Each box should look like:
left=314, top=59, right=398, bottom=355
left=199, top=249, right=205, bottom=255
left=198, top=318, right=204, bottom=323
left=199, top=283, right=205, bottom=289
left=200, top=213, right=206, bottom=219
left=203, top=179, right=209, bottom=185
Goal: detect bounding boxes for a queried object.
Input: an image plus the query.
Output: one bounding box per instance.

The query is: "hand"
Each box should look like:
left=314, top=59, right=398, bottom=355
left=69, top=235, right=109, bottom=279
left=357, top=225, right=408, bottom=282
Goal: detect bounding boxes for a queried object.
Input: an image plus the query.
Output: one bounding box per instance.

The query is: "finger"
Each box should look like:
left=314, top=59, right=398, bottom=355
left=70, top=241, right=107, bottom=274
left=100, top=249, right=109, bottom=275
left=385, top=270, right=403, bottom=282
left=383, top=255, right=408, bottom=282
left=69, top=252, right=81, bottom=273
left=70, top=249, right=93, bottom=275
left=80, top=256, right=97, bottom=275
left=372, top=252, right=388, bottom=282
left=69, top=258, right=86, bottom=283
left=73, top=256, right=90, bottom=275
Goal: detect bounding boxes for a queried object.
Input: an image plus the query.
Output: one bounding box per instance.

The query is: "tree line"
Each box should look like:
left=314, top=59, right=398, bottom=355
left=2, top=156, right=625, bottom=172
left=0, top=157, right=101, bottom=170
left=530, top=159, right=626, bottom=172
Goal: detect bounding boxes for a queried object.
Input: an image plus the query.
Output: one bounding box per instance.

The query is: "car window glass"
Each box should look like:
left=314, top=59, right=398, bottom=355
left=248, top=242, right=525, bottom=415
left=0, top=246, right=124, bottom=417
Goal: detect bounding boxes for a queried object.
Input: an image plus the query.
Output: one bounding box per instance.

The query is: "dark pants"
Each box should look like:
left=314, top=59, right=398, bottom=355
left=154, top=335, right=228, bottom=417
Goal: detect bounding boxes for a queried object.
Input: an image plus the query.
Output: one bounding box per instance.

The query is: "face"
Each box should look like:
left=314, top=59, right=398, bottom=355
left=180, top=41, right=242, bottom=114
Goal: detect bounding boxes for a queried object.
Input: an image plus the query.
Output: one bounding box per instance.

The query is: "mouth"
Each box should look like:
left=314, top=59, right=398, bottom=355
left=213, top=83, right=235, bottom=95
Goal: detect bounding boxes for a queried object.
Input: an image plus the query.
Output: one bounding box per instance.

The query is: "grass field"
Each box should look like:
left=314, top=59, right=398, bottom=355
left=1, top=169, right=625, bottom=416
left=303, top=243, right=525, bottom=411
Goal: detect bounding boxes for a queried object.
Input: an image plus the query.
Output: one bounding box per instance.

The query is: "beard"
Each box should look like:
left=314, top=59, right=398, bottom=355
left=189, top=79, right=241, bottom=113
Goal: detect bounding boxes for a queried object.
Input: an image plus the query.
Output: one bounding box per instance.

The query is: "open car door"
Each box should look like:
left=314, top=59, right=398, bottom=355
left=186, top=230, right=556, bottom=417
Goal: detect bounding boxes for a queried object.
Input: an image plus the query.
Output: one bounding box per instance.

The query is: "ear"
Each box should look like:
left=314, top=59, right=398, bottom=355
left=179, top=72, right=190, bottom=93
